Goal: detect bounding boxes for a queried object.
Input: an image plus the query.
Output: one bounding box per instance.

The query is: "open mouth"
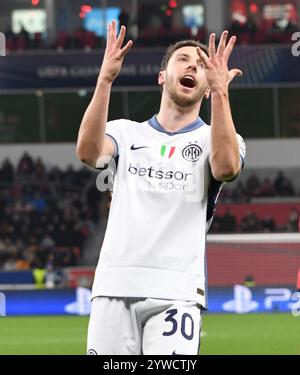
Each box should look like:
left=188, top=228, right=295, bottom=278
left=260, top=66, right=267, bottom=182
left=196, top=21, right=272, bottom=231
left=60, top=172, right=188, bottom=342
left=180, top=75, right=196, bottom=89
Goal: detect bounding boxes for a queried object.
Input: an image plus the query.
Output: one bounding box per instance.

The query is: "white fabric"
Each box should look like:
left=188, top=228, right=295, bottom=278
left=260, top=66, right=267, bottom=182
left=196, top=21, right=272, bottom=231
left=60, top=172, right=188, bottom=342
left=92, top=117, right=246, bottom=308
left=87, top=296, right=202, bottom=355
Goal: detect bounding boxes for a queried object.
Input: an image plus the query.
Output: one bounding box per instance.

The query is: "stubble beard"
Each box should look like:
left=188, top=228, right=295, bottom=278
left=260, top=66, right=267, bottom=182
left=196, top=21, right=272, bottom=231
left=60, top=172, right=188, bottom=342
left=166, top=80, right=204, bottom=108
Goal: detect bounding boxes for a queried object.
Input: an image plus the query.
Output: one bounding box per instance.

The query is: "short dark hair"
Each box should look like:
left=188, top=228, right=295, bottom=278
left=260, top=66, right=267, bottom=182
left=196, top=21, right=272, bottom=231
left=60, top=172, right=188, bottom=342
left=160, top=40, right=209, bottom=71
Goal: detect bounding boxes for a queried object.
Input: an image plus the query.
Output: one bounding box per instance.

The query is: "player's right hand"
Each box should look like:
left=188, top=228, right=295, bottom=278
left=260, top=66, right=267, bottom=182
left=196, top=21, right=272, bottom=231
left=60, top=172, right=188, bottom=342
left=98, top=20, right=133, bottom=84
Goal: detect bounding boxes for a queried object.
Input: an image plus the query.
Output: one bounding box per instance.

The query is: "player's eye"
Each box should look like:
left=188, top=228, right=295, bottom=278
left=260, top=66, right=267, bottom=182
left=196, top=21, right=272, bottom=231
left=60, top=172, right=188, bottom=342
left=178, top=57, right=187, bottom=62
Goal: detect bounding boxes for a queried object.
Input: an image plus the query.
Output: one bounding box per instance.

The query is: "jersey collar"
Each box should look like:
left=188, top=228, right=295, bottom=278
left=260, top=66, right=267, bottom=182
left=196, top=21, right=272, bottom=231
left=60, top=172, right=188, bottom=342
left=148, top=114, right=205, bottom=136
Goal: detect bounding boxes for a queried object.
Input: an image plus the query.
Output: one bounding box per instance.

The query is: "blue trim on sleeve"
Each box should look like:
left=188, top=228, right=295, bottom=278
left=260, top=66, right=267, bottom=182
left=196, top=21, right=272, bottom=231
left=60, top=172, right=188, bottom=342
left=148, top=114, right=205, bottom=135
left=206, top=176, right=223, bottom=224
left=240, top=155, right=245, bottom=169
left=105, top=133, right=119, bottom=158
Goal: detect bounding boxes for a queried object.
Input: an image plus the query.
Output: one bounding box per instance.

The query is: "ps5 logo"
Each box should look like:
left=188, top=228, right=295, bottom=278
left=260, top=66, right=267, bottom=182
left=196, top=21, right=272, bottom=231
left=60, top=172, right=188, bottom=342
left=0, top=33, right=6, bottom=56
left=223, top=285, right=259, bottom=313
left=64, top=287, right=91, bottom=316
left=291, top=32, right=300, bottom=57
left=0, top=292, right=6, bottom=316
left=223, top=285, right=300, bottom=316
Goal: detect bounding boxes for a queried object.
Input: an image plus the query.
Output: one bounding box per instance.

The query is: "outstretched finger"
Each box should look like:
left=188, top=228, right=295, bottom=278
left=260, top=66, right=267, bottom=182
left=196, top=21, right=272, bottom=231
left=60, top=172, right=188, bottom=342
left=106, top=22, right=112, bottom=48
left=116, top=25, right=126, bottom=48
left=209, top=33, right=216, bottom=58
left=217, top=30, right=228, bottom=56
left=110, top=19, right=117, bottom=42
left=224, top=36, right=237, bottom=62
left=120, top=40, right=133, bottom=58
left=197, top=47, right=210, bottom=68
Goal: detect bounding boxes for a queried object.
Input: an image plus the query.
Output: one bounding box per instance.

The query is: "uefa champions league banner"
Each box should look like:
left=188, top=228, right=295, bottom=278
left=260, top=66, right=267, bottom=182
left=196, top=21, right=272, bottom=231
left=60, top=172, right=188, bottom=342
left=1, top=286, right=300, bottom=316
left=0, top=46, right=300, bottom=90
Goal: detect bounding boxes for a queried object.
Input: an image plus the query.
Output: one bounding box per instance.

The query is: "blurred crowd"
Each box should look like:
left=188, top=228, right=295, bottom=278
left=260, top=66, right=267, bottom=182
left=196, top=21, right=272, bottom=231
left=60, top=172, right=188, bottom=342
left=210, top=207, right=300, bottom=234
left=4, top=7, right=299, bottom=53
left=0, top=153, right=300, bottom=271
left=211, top=170, right=300, bottom=233
left=220, top=171, right=298, bottom=203
left=0, top=153, right=105, bottom=271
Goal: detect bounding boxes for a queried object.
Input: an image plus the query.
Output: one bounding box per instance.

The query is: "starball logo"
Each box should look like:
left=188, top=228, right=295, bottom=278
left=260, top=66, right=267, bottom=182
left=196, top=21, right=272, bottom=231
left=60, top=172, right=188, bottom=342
left=291, top=32, right=300, bottom=57
left=0, top=33, right=6, bottom=56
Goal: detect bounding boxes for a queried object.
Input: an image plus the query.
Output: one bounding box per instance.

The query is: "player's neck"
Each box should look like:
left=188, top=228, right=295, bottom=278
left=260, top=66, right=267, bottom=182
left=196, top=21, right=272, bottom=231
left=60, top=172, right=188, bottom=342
left=157, top=97, right=202, bottom=133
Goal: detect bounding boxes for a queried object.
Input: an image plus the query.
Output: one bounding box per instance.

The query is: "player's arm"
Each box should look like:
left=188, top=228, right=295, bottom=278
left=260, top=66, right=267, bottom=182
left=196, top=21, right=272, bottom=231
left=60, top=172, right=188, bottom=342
left=76, top=21, right=133, bottom=168
left=197, top=31, right=242, bottom=182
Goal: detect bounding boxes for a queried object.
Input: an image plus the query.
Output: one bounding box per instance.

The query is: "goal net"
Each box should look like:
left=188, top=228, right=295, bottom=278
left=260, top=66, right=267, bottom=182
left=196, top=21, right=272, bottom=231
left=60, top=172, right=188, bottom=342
left=206, top=233, right=300, bottom=313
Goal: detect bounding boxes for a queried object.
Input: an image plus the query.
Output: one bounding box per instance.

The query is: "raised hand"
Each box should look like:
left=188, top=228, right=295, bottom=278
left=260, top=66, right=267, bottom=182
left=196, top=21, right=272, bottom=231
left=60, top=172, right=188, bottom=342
left=197, top=31, right=242, bottom=92
left=99, top=20, right=133, bottom=83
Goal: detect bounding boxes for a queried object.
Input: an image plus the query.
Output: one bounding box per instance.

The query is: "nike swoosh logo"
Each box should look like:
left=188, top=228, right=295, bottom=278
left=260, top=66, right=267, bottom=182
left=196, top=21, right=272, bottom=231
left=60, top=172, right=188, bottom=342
left=172, top=350, right=185, bottom=355
left=130, top=145, right=150, bottom=151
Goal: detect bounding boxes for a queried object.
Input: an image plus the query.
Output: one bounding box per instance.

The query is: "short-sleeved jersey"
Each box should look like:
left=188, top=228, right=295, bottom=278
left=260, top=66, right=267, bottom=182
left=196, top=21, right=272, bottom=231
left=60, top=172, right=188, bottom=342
left=92, top=115, right=246, bottom=307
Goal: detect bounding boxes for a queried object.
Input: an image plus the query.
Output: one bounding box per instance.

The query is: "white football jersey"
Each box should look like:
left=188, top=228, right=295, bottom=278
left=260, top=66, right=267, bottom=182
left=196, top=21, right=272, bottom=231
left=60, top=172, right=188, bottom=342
left=91, top=115, right=246, bottom=307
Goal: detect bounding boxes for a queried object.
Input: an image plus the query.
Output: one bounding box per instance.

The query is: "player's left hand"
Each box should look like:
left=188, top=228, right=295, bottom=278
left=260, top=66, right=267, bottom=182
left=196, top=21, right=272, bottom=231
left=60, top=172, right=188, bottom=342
left=197, top=31, right=242, bottom=92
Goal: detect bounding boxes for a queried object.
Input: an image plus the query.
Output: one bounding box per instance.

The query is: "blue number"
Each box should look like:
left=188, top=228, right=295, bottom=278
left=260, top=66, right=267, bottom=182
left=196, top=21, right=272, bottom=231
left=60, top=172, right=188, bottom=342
left=162, top=310, right=195, bottom=340
left=162, top=309, right=178, bottom=336
left=181, top=313, right=194, bottom=340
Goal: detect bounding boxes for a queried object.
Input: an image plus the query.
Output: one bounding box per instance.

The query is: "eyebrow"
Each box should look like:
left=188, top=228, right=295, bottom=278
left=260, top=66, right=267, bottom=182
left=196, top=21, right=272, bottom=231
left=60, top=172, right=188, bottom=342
left=176, top=53, right=190, bottom=58
left=176, top=53, right=202, bottom=64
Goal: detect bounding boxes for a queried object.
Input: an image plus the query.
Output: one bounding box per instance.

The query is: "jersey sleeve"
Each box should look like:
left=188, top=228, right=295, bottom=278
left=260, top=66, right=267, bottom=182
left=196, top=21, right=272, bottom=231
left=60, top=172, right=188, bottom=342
left=226, top=133, right=246, bottom=182
left=237, top=133, right=246, bottom=169
left=105, top=119, right=126, bottom=158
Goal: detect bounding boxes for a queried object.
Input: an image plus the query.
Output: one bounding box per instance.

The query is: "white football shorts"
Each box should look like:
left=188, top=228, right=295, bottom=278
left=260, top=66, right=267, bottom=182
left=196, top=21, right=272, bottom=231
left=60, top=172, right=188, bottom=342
left=87, top=296, right=203, bottom=355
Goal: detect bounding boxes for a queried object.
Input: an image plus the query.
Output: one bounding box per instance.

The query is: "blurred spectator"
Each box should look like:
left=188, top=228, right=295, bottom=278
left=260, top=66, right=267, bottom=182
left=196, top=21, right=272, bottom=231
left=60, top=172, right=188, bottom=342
left=240, top=211, right=261, bottom=233
left=33, top=263, right=46, bottom=289
left=3, top=257, right=17, bottom=271
left=15, top=254, right=30, bottom=270
left=221, top=208, right=237, bottom=233
left=285, top=207, right=299, bottom=232
left=246, top=173, right=261, bottom=196
left=230, top=181, right=249, bottom=203
left=119, top=7, right=130, bottom=29
left=0, top=159, right=14, bottom=183
left=274, top=171, right=295, bottom=196
left=17, top=152, right=34, bottom=176
left=261, top=214, right=276, bottom=232
left=229, top=16, right=257, bottom=44
left=244, top=274, right=256, bottom=288
left=256, top=178, right=275, bottom=197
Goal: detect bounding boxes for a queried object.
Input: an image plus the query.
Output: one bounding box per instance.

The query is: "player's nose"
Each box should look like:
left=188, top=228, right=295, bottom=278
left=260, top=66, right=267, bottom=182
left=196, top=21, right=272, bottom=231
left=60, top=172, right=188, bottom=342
left=187, top=63, right=197, bottom=73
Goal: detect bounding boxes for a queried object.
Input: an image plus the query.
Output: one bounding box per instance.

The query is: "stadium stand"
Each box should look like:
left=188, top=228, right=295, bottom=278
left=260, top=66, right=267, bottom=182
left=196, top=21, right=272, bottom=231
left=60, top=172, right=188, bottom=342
left=0, top=153, right=104, bottom=271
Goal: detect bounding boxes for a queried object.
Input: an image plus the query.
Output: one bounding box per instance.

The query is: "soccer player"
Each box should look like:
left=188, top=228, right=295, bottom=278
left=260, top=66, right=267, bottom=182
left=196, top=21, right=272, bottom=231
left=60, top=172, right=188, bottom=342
left=77, top=20, right=245, bottom=355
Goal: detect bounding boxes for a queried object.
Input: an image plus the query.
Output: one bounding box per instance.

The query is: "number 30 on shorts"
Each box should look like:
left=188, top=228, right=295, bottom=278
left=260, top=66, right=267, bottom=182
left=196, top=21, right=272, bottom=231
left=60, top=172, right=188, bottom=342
left=162, top=309, right=194, bottom=340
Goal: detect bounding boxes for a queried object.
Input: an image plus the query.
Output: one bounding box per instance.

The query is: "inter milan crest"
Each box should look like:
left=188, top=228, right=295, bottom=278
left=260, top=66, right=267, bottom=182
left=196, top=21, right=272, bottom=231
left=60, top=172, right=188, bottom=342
left=182, top=143, right=202, bottom=162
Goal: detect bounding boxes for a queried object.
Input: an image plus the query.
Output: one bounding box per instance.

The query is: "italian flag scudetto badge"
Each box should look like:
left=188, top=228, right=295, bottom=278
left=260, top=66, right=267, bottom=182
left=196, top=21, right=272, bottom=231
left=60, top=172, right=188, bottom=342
left=160, top=145, right=175, bottom=159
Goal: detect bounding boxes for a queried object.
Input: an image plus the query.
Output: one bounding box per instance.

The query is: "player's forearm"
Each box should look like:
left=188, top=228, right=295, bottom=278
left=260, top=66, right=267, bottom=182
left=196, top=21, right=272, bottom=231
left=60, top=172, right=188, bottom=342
left=76, top=79, right=112, bottom=165
left=210, top=88, right=240, bottom=181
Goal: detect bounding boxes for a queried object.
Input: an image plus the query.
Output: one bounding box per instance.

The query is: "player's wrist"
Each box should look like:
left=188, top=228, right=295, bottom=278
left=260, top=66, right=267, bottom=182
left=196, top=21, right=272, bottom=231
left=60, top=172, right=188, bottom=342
left=210, top=85, right=229, bottom=97
left=97, top=74, right=114, bottom=87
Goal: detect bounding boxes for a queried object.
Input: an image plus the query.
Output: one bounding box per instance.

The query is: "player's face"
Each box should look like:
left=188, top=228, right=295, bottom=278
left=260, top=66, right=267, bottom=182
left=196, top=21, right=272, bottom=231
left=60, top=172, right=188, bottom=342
left=159, top=46, right=209, bottom=107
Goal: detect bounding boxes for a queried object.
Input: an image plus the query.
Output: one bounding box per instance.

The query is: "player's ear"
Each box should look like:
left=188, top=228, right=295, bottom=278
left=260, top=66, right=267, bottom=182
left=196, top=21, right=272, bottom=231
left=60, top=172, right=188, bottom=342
left=158, top=71, right=165, bottom=87
left=204, top=87, right=211, bottom=99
